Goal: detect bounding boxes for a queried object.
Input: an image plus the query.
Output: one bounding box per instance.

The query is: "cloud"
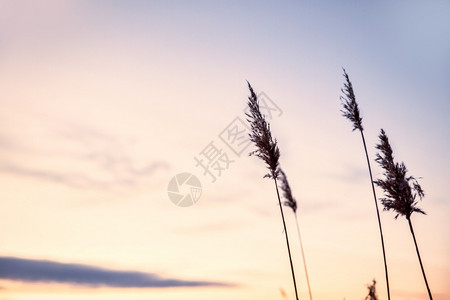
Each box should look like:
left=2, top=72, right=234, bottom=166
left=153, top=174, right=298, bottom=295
left=57, top=125, right=171, bottom=187
left=326, top=165, right=368, bottom=184
left=0, top=135, right=9, bottom=148
left=0, top=134, right=18, bottom=151
left=0, top=123, right=170, bottom=191
left=0, top=161, right=168, bottom=190
left=0, top=257, right=231, bottom=288
left=0, top=164, right=90, bottom=188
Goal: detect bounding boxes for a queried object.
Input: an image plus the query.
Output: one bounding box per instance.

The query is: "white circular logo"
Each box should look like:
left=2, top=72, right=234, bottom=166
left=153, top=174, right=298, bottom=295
left=167, top=173, right=202, bottom=207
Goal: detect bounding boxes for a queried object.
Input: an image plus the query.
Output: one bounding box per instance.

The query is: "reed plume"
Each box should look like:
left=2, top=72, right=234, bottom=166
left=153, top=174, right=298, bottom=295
left=245, top=82, right=299, bottom=300
left=246, top=82, right=280, bottom=179
left=374, top=129, right=433, bottom=299
left=279, top=168, right=313, bottom=300
left=365, top=279, right=379, bottom=300
left=340, top=68, right=391, bottom=300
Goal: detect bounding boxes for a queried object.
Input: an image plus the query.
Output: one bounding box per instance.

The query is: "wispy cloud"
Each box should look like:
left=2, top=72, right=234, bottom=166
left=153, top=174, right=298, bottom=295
left=0, top=123, right=170, bottom=191
left=0, top=161, right=168, bottom=190
left=324, top=165, right=368, bottom=184
left=0, top=134, right=18, bottom=151
left=57, top=124, right=172, bottom=187
left=0, top=257, right=231, bottom=288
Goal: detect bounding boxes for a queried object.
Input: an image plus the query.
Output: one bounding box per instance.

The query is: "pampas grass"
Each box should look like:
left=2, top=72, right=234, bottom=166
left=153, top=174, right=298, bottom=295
left=340, top=69, right=391, bottom=300
left=279, top=168, right=313, bottom=300
left=365, top=279, right=379, bottom=300
left=374, top=129, right=433, bottom=300
left=245, top=82, right=299, bottom=300
left=246, top=82, right=280, bottom=179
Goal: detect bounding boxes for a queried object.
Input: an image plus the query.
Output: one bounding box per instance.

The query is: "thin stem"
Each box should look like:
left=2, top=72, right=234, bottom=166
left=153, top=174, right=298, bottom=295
left=274, top=178, right=299, bottom=300
left=294, top=214, right=312, bottom=300
left=360, top=130, right=391, bottom=300
left=407, top=217, right=433, bottom=300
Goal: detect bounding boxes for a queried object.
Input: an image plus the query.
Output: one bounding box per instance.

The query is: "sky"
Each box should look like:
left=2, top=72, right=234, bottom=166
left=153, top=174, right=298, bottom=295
left=0, top=1, right=449, bottom=299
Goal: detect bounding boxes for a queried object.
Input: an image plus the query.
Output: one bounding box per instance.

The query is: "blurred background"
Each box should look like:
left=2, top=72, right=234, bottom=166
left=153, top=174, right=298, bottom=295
left=0, top=1, right=449, bottom=299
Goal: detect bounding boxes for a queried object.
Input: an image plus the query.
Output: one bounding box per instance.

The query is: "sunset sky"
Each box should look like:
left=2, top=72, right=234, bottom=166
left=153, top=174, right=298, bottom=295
left=1, top=1, right=449, bottom=299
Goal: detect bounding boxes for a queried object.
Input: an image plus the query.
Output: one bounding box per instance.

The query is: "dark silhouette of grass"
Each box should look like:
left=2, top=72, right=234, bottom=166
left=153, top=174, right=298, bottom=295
left=365, top=279, right=379, bottom=300
left=245, top=82, right=299, bottom=300
left=340, top=68, right=391, bottom=300
left=374, top=129, right=433, bottom=300
left=279, top=168, right=313, bottom=300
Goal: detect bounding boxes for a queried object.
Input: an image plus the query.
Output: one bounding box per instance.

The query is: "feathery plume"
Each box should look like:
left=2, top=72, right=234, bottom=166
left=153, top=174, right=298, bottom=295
left=246, top=81, right=280, bottom=179
left=339, top=68, right=390, bottom=300
left=279, top=168, right=313, bottom=300
left=245, top=82, right=298, bottom=300
left=374, top=129, right=432, bottom=299
left=279, top=168, right=297, bottom=213
left=340, top=68, right=363, bottom=132
left=374, top=129, right=425, bottom=219
left=365, top=279, right=379, bottom=300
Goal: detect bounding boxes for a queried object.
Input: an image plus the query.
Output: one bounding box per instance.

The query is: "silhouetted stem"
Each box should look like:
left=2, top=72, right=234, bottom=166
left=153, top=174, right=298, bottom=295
left=274, top=178, right=299, bottom=300
left=360, top=130, right=391, bottom=300
left=294, top=214, right=312, bottom=300
left=407, top=217, right=433, bottom=300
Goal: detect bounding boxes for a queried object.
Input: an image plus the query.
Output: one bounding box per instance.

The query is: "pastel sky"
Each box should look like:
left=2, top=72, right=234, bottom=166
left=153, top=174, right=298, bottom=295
left=1, top=1, right=449, bottom=300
